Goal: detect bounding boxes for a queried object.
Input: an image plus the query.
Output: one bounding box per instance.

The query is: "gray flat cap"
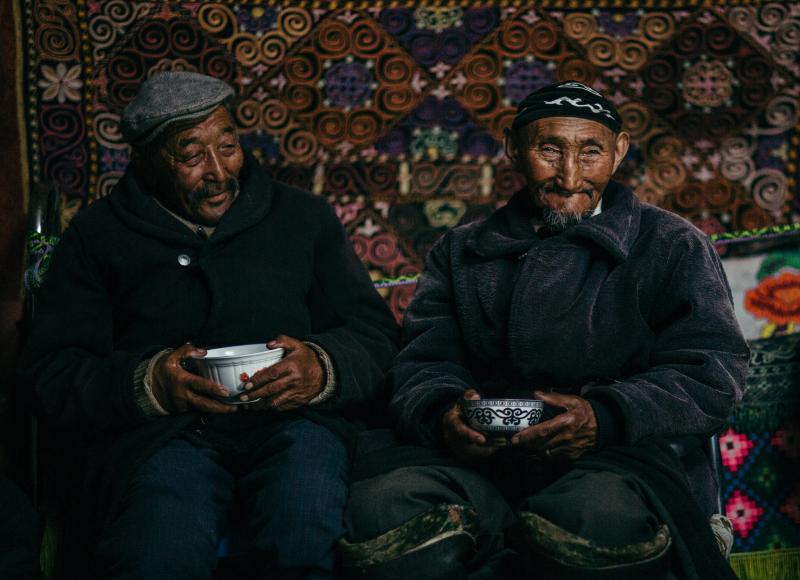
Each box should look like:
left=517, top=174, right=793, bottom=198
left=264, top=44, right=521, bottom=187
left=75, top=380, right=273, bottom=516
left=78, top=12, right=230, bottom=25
left=121, top=71, right=235, bottom=146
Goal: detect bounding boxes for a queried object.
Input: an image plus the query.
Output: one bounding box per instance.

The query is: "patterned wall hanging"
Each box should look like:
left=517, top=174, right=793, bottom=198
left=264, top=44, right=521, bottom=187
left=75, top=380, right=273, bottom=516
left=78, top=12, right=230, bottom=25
left=18, top=0, right=800, bottom=325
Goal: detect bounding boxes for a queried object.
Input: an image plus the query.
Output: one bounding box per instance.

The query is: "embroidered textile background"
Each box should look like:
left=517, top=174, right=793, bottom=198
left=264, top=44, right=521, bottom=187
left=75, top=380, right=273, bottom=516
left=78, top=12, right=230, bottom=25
left=17, top=0, right=800, bottom=553
left=19, top=0, right=800, bottom=323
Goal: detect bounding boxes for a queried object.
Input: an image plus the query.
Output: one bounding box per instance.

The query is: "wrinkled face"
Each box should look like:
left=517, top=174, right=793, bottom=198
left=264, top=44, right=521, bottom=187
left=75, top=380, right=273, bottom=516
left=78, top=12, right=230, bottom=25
left=505, top=117, right=629, bottom=230
left=154, top=106, right=244, bottom=226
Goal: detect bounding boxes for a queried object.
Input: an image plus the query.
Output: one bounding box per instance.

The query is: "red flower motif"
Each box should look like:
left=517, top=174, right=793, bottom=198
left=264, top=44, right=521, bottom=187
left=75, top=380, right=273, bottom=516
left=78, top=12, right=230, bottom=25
left=719, top=427, right=753, bottom=473
left=726, top=490, right=764, bottom=539
left=745, top=271, right=800, bottom=325
left=771, top=424, right=800, bottom=462
left=780, top=487, right=800, bottom=526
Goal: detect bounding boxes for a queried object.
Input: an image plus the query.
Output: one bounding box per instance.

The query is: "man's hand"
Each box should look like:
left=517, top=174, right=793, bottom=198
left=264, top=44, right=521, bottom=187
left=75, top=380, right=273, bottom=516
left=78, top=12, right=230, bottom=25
left=510, top=391, right=597, bottom=460
left=442, top=390, right=499, bottom=463
left=151, top=344, right=239, bottom=414
left=239, top=335, right=324, bottom=412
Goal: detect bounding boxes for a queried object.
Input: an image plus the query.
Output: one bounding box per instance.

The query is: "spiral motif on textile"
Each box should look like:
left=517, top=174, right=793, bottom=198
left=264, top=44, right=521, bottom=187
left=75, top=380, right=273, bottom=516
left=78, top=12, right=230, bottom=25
left=284, top=84, right=317, bottom=113
left=555, top=58, right=595, bottom=85
left=721, top=136, right=754, bottom=160
left=498, top=21, right=530, bottom=57
left=463, top=52, right=499, bottom=82
left=232, top=35, right=261, bottom=67
left=35, top=4, right=78, bottom=59
left=41, top=106, right=82, bottom=153
left=764, top=96, right=799, bottom=134
left=367, top=164, right=397, bottom=193
left=261, top=99, right=291, bottom=133
left=649, top=160, right=686, bottom=190
left=368, top=235, right=401, bottom=264
left=727, top=7, right=754, bottom=31
left=563, top=13, right=597, bottom=39
left=618, top=103, right=651, bottom=139
left=281, top=128, right=317, bottom=164
left=741, top=83, right=772, bottom=109
left=348, top=111, right=381, bottom=144
left=47, top=157, right=86, bottom=195
left=776, top=21, right=800, bottom=50
left=757, top=3, right=787, bottom=31
left=641, top=13, right=675, bottom=43
left=644, top=86, right=678, bottom=112
left=675, top=24, right=703, bottom=56
left=644, top=57, right=675, bottom=86
left=260, top=32, right=289, bottom=65
left=674, top=183, right=705, bottom=211
left=736, top=54, right=770, bottom=84
left=648, top=135, right=683, bottom=161
left=706, top=113, right=738, bottom=141
left=378, top=54, right=413, bottom=85
left=738, top=206, right=772, bottom=230
left=450, top=167, right=481, bottom=199
left=170, top=21, right=200, bottom=57
left=205, top=55, right=235, bottom=83
left=379, top=9, right=413, bottom=36
left=619, top=39, right=649, bottom=71
left=352, top=20, right=385, bottom=57
left=720, top=158, right=754, bottom=183
left=529, top=22, right=560, bottom=56
left=326, top=165, right=358, bottom=194
left=462, top=83, right=497, bottom=115
left=493, top=165, right=525, bottom=197
left=286, top=54, right=319, bottom=83
left=133, top=21, right=169, bottom=58
left=316, top=110, right=347, bottom=142
left=412, top=163, right=444, bottom=196
left=94, top=111, right=124, bottom=149
left=635, top=183, right=665, bottom=206
left=198, top=4, right=236, bottom=36
left=279, top=8, right=313, bottom=40
left=705, top=24, right=737, bottom=56
left=586, top=36, right=617, bottom=68
left=375, top=87, right=415, bottom=115
left=705, top=180, right=736, bottom=209
left=96, top=171, right=124, bottom=198
left=315, top=21, right=351, bottom=58
left=752, top=169, right=788, bottom=214
left=236, top=100, right=260, bottom=129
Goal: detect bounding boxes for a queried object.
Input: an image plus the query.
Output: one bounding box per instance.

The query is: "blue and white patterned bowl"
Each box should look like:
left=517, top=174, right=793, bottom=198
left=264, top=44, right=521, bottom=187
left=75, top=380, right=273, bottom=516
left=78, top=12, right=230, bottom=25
left=461, top=398, right=545, bottom=436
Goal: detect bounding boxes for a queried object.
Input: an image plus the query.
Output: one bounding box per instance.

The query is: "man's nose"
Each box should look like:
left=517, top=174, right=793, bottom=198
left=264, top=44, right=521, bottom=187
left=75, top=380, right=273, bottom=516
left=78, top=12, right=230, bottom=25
left=204, top=150, right=226, bottom=181
left=555, top=153, right=582, bottom=192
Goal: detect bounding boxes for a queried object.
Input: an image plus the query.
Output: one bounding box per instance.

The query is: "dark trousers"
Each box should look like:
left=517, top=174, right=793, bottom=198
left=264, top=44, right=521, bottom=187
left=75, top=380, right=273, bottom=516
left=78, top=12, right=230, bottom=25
left=0, top=477, right=40, bottom=580
left=345, top=464, right=664, bottom=577
left=94, top=418, right=348, bottom=580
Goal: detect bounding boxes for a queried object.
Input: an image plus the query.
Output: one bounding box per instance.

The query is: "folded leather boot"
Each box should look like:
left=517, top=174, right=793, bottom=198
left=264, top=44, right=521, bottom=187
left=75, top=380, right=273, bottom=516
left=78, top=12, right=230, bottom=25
left=339, top=504, right=478, bottom=580
left=509, top=511, right=673, bottom=580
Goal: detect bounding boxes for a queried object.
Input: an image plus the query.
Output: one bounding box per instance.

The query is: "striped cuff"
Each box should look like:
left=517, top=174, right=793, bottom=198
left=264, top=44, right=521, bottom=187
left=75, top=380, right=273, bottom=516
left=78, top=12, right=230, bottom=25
left=133, top=349, right=172, bottom=418
left=304, top=341, right=337, bottom=405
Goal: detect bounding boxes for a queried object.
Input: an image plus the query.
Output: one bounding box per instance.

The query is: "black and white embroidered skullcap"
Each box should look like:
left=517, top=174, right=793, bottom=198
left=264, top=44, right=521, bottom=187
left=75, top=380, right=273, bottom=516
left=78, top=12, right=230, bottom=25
left=512, top=81, right=623, bottom=133
left=121, top=71, right=235, bottom=146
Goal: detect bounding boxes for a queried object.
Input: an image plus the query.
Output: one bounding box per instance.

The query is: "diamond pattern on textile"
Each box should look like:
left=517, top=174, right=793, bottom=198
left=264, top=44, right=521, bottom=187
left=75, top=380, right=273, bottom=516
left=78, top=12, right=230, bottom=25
left=726, top=489, right=765, bottom=540
left=720, top=427, right=754, bottom=473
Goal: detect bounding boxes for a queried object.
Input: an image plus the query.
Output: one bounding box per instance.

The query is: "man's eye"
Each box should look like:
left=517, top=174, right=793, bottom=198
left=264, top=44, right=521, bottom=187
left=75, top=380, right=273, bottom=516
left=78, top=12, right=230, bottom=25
left=540, top=146, right=559, bottom=154
left=182, top=153, right=203, bottom=165
left=582, top=149, right=601, bottom=156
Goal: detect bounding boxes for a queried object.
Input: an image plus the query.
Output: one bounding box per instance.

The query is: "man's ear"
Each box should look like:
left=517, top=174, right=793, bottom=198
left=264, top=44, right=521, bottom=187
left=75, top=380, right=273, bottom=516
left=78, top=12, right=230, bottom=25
left=503, top=127, right=517, bottom=166
left=611, top=131, right=630, bottom=174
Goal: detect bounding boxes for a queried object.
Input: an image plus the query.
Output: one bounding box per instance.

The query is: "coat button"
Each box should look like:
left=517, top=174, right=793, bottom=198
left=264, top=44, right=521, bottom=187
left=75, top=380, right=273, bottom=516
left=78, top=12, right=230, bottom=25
left=177, top=254, right=192, bottom=266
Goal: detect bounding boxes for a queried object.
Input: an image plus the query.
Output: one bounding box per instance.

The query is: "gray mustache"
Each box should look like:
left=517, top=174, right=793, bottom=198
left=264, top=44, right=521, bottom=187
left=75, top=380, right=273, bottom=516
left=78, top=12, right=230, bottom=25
left=189, top=177, right=239, bottom=205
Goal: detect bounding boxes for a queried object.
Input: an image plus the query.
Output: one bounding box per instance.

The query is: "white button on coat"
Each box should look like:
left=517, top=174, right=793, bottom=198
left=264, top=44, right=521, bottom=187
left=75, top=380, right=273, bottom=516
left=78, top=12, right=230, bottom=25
left=177, top=254, right=192, bottom=266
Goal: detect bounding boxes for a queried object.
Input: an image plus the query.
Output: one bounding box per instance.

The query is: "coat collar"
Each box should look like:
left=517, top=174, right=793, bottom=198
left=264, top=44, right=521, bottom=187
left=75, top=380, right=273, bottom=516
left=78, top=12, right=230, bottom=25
left=109, top=149, right=273, bottom=247
left=466, top=181, right=641, bottom=263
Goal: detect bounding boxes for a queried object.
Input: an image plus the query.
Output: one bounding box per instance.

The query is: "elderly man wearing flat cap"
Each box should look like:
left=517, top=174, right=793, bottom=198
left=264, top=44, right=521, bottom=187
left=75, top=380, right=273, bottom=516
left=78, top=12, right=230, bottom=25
left=20, top=71, right=399, bottom=578
left=340, top=81, right=748, bottom=578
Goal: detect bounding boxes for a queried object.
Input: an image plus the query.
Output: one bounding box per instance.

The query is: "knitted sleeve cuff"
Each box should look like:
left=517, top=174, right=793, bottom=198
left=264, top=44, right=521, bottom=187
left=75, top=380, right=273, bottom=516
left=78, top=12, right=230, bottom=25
left=133, top=349, right=172, bottom=418
left=587, top=398, right=624, bottom=449
left=304, top=341, right=337, bottom=405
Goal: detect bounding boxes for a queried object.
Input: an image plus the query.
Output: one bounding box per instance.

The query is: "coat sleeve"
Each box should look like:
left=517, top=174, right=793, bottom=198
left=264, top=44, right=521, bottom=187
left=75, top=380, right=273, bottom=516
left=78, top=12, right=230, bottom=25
left=581, top=230, right=750, bottom=444
left=302, top=203, right=400, bottom=413
left=388, top=234, right=476, bottom=446
left=18, top=224, right=161, bottom=434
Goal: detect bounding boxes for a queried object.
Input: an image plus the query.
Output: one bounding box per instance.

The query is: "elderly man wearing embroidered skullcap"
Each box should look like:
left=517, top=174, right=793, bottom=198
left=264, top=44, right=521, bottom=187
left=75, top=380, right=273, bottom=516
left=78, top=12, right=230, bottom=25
left=340, top=81, right=748, bottom=578
left=19, top=71, right=399, bottom=578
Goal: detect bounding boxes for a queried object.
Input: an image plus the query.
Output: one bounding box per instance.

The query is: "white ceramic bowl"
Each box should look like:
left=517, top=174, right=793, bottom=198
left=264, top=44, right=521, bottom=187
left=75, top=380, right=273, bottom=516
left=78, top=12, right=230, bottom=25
left=461, top=398, right=544, bottom=437
left=194, top=344, right=284, bottom=401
